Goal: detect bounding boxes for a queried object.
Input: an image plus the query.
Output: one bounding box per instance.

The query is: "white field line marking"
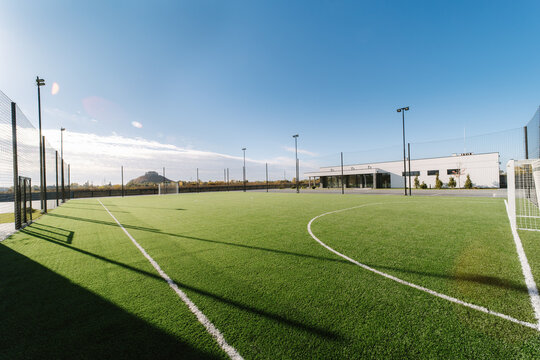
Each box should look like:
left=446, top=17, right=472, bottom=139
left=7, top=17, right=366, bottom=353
left=505, top=199, right=540, bottom=329
left=98, top=200, right=243, bottom=360
left=307, top=203, right=540, bottom=331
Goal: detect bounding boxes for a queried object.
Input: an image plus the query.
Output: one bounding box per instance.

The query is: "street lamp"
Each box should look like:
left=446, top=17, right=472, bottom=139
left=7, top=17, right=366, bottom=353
left=242, top=147, right=246, bottom=192
left=61, top=127, right=65, bottom=203
left=396, top=106, right=410, bottom=196
left=293, top=134, right=299, bottom=193
left=36, top=76, right=45, bottom=211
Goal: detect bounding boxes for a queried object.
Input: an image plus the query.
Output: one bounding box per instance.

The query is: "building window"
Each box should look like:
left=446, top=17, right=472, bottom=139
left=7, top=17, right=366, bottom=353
left=427, top=170, right=439, bottom=176
left=402, top=171, right=420, bottom=176
left=447, top=169, right=460, bottom=175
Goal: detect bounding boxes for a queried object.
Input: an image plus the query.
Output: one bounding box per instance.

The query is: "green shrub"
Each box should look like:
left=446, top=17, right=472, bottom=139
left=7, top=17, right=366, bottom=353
left=448, top=177, right=456, bottom=188
left=435, top=174, right=442, bottom=189
left=464, top=174, right=472, bottom=189
left=420, top=182, right=428, bottom=189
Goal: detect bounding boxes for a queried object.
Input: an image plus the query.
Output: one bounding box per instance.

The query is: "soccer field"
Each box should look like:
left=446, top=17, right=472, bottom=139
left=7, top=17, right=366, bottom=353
left=2, top=192, right=540, bottom=359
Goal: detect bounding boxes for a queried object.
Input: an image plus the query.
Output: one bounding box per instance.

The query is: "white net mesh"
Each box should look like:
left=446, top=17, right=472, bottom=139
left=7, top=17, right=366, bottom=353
left=507, top=159, right=540, bottom=231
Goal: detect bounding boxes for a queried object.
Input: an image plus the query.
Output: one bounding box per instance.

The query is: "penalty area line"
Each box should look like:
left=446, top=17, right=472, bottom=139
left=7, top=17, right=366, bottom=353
left=98, top=200, right=243, bottom=360
left=307, top=203, right=540, bottom=332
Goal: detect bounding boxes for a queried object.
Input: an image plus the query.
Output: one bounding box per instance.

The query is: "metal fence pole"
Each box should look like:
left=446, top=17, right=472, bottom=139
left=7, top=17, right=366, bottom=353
left=121, top=166, right=124, bottom=197
left=11, top=102, right=21, bottom=230
left=197, top=168, right=199, bottom=193
left=55, top=150, right=59, bottom=206
left=408, top=142, right=412, bottom=196
left=42, top=136, right=47, bottom=212
left=266, top=162, right=268, bottom=192
left=68, top=164, right=70, bottom=200
left=61, top=159, right=65, bottom=203
left=524, top=126, right=529, bottom=159
left=341, top=152, right=345, bottom=195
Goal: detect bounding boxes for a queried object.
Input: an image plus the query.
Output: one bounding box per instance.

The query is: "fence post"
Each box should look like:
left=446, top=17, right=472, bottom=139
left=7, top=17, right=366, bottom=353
left=266, top=162, right=268, bottom=192
left=341, top=152, right=344, bottom=195
left=524, top=126, right=529, bottom=159
left=11, top=102, right=21, bottom=230
left=61, top=158, right=65, bottom=203
left=121, top=166, right=124, bottom=197
left=42, top=136, right=47, bottom=212
left=55, top=150, right=59, bottom=206
left=68, top=164, right=70, bottom=200
left=408, top=142, right=412, bottom=196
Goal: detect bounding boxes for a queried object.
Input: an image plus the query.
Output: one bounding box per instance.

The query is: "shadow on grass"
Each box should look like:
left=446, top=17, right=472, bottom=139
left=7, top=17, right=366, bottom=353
left=22, top=224, right=341, bottom=341
left=47, top=213, right=349, bottom=265
left=0, top=243, right=220, bottom=359
left=47, top=213, right=530, bottom=295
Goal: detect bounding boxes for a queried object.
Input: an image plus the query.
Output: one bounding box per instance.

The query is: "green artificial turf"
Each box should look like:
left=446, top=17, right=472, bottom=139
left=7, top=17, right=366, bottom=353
left=1, top=192, right=540, bottom=359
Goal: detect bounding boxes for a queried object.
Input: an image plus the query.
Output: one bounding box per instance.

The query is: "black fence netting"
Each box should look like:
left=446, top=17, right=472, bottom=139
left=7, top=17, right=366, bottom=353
left=0, top=89, right=67, bottom=235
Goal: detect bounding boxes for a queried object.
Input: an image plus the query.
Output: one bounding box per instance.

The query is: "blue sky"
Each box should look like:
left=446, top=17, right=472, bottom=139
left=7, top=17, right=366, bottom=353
left=1, top=1, right=539, bottom=183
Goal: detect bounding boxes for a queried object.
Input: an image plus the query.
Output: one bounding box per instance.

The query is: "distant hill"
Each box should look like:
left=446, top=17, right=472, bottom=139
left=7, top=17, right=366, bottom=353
left=126, top=171, right=172, bottom=186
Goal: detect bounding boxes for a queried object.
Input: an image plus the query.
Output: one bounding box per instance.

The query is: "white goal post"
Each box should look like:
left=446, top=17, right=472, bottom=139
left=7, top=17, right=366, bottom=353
left=507, top=159, right=540, bottom=231
left=158, top=182, right=179, bottom=195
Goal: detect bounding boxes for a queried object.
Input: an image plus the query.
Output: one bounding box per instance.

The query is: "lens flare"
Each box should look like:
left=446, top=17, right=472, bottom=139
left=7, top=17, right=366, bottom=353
left=131, top=121, right=143, bottom=128
left=51, top=82, right=60, bottom=95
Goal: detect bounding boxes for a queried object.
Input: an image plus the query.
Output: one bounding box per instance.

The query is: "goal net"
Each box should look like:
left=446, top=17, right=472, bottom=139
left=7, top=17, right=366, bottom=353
left=507, top=159, right=540, bottom=231
left=158, top=182, right=179, bottom=195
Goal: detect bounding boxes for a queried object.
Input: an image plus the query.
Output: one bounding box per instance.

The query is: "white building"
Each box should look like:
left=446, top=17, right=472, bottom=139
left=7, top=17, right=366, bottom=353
left=304, top=152, right=501, bottom=189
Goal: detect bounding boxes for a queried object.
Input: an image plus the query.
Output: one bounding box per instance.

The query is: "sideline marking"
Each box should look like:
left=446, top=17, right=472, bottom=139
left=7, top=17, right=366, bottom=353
left=99, top=200, right=243, bottom=360
left=505, top=199, right=540, bottom=329
left=307, top=203, right=539, bottom=331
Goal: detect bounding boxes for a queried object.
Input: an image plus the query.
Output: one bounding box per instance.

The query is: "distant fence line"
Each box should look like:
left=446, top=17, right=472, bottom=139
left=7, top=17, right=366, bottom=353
left=70, top=183, right=288, bottom=198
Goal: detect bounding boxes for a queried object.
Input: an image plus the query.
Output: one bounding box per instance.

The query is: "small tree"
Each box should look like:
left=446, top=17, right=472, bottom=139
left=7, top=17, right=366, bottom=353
left=435, top=174, right=443, bottom=189
left=448, top=176, right=456, bottom=188
left=414, top=175, right=420, bottom=189
left=464, top=174, right=472, bottom=189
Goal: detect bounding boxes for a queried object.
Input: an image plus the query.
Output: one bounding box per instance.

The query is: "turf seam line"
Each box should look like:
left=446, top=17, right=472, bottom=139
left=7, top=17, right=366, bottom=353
left=504, top=199, right=540, bottom=329
left=98, top=200, right=243, bottom=360
left=307, top=203, right=540, bottom=331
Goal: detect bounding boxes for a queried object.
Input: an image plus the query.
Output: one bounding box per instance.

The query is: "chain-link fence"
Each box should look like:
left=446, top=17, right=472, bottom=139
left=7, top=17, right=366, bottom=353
left=0, top=90, right=69, bottom=236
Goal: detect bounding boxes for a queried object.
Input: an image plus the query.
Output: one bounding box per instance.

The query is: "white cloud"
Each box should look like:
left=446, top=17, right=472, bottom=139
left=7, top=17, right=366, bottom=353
left=131, top=121, right=143, bottom=128
left=283, top=146, right=318, bottom=157
left=37, top=129, right=307, bottom=184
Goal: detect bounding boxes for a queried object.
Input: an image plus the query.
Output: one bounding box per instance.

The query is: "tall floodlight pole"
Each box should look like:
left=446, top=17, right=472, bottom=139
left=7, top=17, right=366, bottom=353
left=293, top=134, right=299, bottom=193
left=36, top=77, right=45, bottom=211
left=61, top=127, right=65, bottom=203
left=242, top=148, right=246, bottom=192
left=396, top=106, right=410, bottom=196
